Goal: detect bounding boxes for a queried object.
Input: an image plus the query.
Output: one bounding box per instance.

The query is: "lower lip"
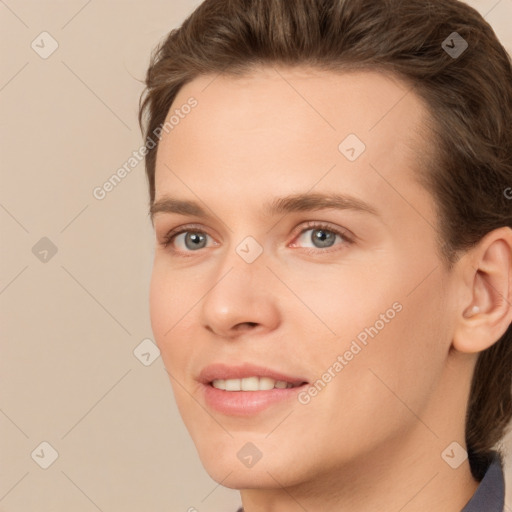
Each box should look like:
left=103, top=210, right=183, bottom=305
left=202, top=383, right=308, bottom=416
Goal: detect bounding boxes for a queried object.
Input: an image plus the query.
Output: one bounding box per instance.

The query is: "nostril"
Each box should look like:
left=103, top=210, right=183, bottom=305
left=236, top=322, right=258, bottom=330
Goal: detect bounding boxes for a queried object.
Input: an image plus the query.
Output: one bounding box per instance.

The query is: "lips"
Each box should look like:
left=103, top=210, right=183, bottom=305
left=198, top=362, right=308, bottom=388
left=198, top=362, right=310, bottom=416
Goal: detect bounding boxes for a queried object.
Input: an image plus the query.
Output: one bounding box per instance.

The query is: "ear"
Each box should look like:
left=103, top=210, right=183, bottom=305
left=452, top=226, right=512, bottom=354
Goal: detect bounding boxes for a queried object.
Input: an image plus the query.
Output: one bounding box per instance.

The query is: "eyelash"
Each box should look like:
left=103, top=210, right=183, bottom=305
left=160, top=221, right=355, bottom=256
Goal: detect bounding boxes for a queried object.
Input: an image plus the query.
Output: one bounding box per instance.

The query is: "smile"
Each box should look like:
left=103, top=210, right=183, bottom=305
left=198, top=362, right=309, bottom=415
left=211, top=376, right=302, bottom=391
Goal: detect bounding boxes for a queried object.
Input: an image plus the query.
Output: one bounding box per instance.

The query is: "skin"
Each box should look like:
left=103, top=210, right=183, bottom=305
left=149, top=67, right=512, bottom=512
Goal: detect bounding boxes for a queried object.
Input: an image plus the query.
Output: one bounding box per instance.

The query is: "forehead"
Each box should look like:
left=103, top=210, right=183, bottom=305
left=154, top=66, right=434, bottom=225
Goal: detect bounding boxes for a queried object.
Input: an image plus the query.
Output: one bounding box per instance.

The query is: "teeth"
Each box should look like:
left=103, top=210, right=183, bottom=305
left=211, top=377, right=297, bottom=391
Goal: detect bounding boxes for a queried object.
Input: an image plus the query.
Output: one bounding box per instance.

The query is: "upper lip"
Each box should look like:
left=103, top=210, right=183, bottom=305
left=198, top=362, right=308, bottom=386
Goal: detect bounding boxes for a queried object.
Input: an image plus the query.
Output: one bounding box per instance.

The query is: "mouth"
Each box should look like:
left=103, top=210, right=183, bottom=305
left=210, top=376, right=306, bottom=390
left=198, top=363, right=309, bottom=416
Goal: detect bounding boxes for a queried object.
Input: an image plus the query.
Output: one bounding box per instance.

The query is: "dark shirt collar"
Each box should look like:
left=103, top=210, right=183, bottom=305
left=461, top=450, right=505, bottom=511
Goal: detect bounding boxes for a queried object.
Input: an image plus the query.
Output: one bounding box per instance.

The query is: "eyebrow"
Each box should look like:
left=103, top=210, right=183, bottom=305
left=149, top=192, right=379, bottom=223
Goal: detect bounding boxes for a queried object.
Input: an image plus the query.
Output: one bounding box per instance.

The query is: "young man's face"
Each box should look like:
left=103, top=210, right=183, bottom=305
left=149, top=68, right=471, bottom=489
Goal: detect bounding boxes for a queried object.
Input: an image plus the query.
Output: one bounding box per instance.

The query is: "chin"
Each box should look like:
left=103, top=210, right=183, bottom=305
left=191, top=435, right=306, bottom=490
left=201, top=460, right=294, bottom=490
left=207, top=467, right=270, bottom=489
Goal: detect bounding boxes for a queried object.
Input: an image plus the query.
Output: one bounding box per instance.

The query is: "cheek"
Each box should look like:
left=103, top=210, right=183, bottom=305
left=149, top=267, right=200, bottom=421
left=149, top=263, right=194, bottom=369
left=294, top=262, right=448, bottom=432
left=149, top=265, right=172, bottom=346
left=278, top=259, right=399, bottom=345
left=323, top=273, right=447, bottom=429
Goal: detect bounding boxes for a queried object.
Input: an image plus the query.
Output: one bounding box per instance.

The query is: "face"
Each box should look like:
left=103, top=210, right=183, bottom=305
left=149, top=67, right=459, bottom=489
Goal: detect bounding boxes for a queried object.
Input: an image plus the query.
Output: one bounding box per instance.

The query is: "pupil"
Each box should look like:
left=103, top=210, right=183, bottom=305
left=186, top=232, right=206, bottom=250
left=313, top=229, right=335, bottom=248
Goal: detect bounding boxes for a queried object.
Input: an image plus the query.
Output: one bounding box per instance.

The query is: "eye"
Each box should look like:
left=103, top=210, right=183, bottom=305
left=159, top=221, right=354, bottom=255
left=174, top=231, right=210, bottom=251
left=160, top=225, right=217, bottom=252
left=290, top=222, right=354, bottom=251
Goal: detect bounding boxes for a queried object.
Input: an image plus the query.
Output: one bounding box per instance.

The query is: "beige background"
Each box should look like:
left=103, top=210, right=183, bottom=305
left=1, top=1, right=511, bottom=511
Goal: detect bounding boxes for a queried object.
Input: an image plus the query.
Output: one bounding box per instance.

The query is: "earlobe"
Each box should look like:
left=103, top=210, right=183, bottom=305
left=452, top=227, right=512, bottom=354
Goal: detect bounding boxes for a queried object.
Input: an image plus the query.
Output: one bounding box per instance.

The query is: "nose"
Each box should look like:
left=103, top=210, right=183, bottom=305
left=199, top=251, right=281, bottom=339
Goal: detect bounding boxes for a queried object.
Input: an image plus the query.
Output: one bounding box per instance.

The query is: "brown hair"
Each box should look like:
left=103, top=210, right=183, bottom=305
left=138, top=0, right=512, bottom=479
